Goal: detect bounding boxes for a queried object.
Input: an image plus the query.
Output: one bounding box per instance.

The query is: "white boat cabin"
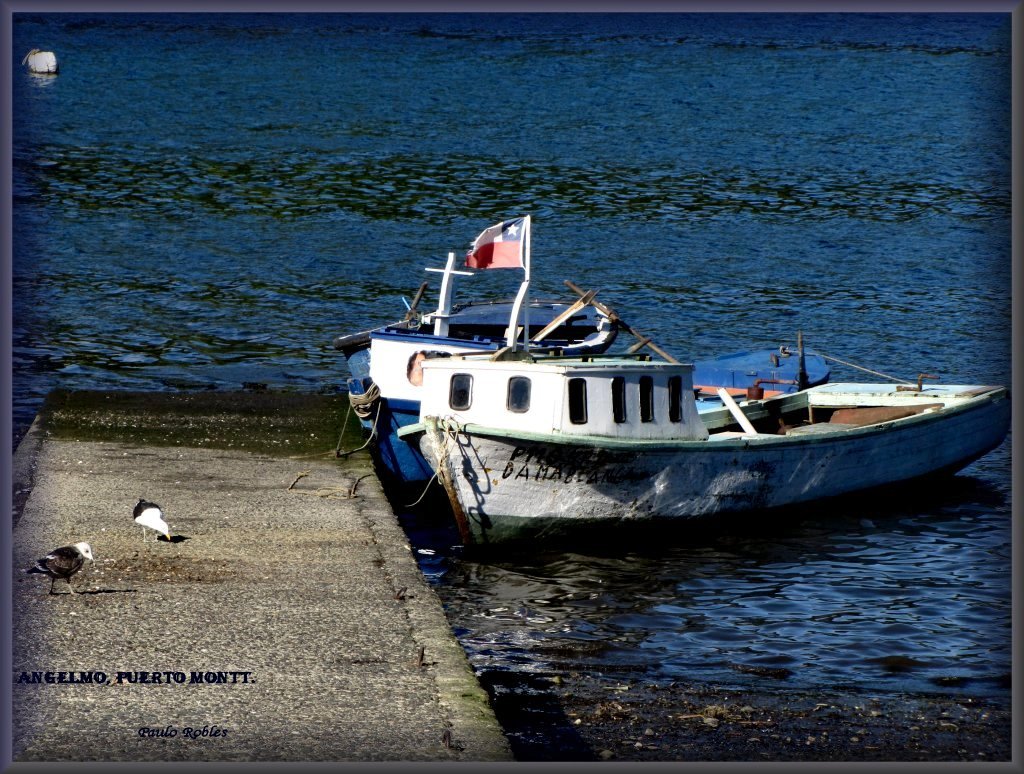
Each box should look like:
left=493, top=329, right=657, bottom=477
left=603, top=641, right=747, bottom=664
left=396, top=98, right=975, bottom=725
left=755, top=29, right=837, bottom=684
left=417, top=351, right=710, bottom=441
left=368, top=329, right=495, bottom=404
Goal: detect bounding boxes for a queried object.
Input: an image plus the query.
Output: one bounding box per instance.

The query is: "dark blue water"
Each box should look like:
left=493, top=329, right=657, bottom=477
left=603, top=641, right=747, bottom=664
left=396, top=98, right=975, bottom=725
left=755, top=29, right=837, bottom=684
left=12, top=10, right=1013, bottom=746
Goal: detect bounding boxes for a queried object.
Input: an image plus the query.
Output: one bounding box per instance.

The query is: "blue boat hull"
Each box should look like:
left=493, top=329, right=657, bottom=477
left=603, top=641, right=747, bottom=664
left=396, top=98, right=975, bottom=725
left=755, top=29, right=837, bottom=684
left=691, top=350, right=830, bottom=395
left=347, top=378, right=436, bottom=489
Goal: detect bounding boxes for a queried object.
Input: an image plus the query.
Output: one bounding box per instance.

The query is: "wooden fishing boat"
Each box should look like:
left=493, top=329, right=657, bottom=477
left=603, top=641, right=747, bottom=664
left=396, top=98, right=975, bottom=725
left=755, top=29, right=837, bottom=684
left=332, top=217, right=828, bottom=488
left=398, top=350, right=1010, bottom=546
left=334, top=247, right=621, bottom=487
left=339, top=308, right=618, bottom=488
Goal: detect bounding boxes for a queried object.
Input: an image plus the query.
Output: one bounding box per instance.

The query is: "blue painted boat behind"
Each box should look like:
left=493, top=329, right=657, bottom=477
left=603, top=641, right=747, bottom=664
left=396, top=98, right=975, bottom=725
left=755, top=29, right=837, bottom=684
left=691, top=349, right=831, bottom=395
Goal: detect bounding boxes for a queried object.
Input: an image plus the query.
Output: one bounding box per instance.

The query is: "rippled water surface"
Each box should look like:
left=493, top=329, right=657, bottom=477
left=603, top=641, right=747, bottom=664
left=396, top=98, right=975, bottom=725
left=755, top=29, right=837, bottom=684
left=412, top=467, right=1012, bottom=698
left=12, top=10, right=1013, bottom=742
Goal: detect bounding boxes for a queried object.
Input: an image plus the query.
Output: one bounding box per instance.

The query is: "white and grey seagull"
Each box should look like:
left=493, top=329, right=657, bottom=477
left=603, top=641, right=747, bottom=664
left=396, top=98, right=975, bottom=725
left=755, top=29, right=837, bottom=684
left=133, top=499, right=172, bottom=542
left=26, top=542, right=94, bottom=595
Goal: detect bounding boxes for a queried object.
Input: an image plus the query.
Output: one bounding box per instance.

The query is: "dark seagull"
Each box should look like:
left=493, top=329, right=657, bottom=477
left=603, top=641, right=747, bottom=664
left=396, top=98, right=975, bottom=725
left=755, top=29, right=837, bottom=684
left=133, top=499, right=171, bottom=542
left=26, top=542, right=94, bottom=595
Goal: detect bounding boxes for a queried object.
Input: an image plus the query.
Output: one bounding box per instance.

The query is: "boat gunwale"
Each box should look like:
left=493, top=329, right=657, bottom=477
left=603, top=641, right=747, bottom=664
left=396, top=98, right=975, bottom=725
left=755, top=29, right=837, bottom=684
left=398, top=386, right=1008, bottom=451
left=366, top=322, right=619, bottom=353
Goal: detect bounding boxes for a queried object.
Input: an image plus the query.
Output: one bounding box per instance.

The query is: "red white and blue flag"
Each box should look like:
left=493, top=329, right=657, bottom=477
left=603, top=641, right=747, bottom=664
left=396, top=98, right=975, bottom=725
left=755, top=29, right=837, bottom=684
left=466, top=217, right=527, bottom=269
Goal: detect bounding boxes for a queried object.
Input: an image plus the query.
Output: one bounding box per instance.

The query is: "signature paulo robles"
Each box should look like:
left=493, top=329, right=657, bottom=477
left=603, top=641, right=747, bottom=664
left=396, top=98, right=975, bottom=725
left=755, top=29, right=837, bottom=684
left=139, top=726, right=231, bottom=739
left=16, top=670, right=255, bottom=685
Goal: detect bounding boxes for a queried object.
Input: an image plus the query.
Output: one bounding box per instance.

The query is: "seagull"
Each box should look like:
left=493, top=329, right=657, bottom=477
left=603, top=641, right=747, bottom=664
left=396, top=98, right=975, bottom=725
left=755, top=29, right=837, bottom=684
left=26, top=542, right=94, bottom=595
left=133, top=499, right=172, bottom=542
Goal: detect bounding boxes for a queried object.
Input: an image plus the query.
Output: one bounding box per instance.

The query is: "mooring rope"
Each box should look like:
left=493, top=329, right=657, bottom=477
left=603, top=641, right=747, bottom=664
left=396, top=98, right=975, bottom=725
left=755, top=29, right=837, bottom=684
left=405, top=471, right=441, bottom=508
left=808, top=350, right=915, bottom=385
left=348, top=381, right=381, bottom=419
left=404, top=416, right=464, bottom=508
left=335, top=382, right=383, bottom=458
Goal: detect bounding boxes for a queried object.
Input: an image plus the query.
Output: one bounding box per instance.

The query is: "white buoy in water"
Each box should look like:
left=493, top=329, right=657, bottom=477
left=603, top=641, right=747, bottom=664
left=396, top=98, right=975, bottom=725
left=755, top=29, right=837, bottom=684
left=23, top=49, right=59, bottom=74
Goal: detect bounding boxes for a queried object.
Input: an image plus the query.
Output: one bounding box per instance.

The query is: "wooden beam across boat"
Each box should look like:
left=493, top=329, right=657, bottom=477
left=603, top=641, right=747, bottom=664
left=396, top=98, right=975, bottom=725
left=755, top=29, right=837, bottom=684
left=565, top=280, right=680, bottom=364
left=531, top=289, right=597, bottom=344
left=716, top=387, right=760, bottom=436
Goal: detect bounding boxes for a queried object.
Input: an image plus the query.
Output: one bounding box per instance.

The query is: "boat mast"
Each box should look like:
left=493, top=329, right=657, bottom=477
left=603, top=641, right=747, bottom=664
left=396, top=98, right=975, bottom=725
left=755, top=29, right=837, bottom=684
left=505, top=215, right=532, bottom=351
left=426, top=251, right=474, bottom=337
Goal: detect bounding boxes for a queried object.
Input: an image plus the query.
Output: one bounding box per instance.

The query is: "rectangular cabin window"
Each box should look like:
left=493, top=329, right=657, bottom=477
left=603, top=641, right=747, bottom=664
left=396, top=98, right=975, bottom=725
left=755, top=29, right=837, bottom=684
left=668, top=375, right=682, bottom=423
left=507, top=376, right=531, bottom=413
left=568, top=377, right=588, bottom=424
left=612, top=377, right=627, bottom=423
left=639, top=375, right=654, bottom=423
left=449, top=373, right=473, bottom=411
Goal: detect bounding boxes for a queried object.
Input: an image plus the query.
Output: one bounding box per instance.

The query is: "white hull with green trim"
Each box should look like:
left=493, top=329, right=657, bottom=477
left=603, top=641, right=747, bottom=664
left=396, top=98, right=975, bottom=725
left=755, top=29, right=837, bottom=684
left=397, top=351, right=1009, bottom=546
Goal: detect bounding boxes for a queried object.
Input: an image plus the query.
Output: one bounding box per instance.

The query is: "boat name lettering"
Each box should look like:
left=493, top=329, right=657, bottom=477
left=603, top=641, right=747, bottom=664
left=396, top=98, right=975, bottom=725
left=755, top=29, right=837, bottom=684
left=502, top=446, right=647, bottom=485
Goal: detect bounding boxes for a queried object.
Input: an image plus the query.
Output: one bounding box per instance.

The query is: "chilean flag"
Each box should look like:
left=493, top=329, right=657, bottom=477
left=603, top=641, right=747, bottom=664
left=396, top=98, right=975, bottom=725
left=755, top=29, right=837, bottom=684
left=466, top=217, right=526, bottom=269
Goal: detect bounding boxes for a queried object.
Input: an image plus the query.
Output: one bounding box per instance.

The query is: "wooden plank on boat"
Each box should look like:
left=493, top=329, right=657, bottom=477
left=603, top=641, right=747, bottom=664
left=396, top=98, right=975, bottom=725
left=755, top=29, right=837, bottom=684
left=695, top=384, right=785, bottom=399
left=626, top=336, right=652, bottom=354
left=829, top=403, right=944, bottom=427
left=565, top=280, right=680, bottom=364
left=531, top=290, right=597, bottom=343
left=716, top=388, right=760, bottom=437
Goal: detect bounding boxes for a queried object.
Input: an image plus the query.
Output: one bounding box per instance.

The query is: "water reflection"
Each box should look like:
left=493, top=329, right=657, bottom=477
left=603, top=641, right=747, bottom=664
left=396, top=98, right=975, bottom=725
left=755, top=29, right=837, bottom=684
left=26, top=72, right=59, bottom=88
left=417, top=470, right=1011, bottom=699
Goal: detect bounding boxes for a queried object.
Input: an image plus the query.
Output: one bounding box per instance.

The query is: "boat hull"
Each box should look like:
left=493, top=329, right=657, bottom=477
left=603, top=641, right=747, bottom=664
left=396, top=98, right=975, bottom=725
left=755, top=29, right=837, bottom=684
left=349, top=349, right=831, bottom=487
left=341, top=304, right=619, bottom=487
left=415, top=387, right=1010, bottom=545
left=338, top=288, right=829, bottom=487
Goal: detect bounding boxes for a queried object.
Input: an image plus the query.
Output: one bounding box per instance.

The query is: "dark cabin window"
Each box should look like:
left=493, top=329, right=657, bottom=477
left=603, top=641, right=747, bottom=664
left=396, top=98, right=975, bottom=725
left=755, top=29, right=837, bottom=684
left=668, top=375, right=683, bottom=422
left=449, top=373, right=473, bottom=410
left=568, top=377, right=588, bottom=424
left=612, top=377, right=627, bottom=423
left=639, top=376, right=654, bottom=423
left=507, top=376, right=531, bottom=413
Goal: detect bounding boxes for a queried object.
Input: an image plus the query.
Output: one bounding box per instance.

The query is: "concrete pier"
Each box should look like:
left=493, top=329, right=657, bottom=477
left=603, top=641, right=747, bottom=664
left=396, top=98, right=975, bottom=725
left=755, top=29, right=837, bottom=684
left=9, top=390, right=512, bottom=762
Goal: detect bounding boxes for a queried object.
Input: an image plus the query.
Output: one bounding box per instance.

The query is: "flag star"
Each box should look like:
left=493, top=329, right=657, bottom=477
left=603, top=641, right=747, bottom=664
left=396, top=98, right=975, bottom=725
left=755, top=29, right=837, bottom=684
left=505, top=224, right=519, bottom=238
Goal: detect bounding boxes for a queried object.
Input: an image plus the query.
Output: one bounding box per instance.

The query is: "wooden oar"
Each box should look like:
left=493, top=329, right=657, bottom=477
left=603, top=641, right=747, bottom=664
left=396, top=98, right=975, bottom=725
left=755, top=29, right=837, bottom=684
left=402, top=281, right=430, bottom=323
left=530, top=289, right=597, bottom=344
left=564, top=280, right=680, bottom=364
